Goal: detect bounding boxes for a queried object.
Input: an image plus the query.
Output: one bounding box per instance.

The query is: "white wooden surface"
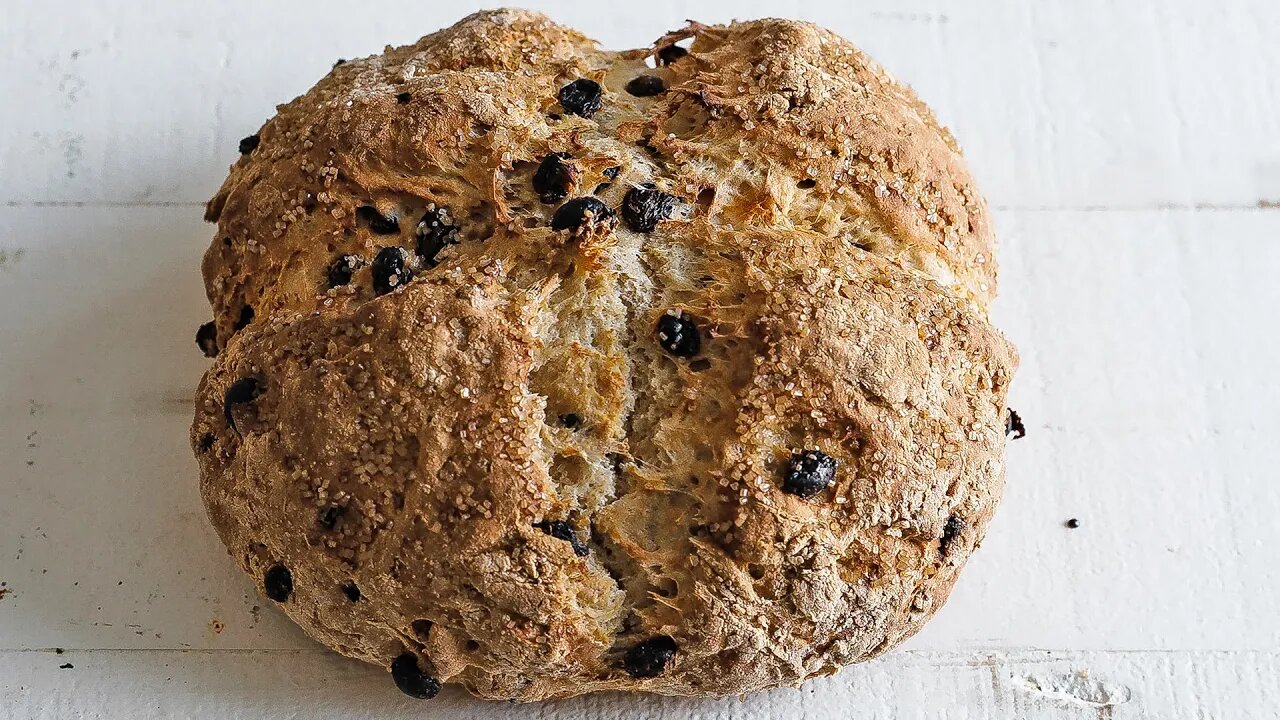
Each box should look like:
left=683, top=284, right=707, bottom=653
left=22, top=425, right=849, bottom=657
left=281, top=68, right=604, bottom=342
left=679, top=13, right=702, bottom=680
left=2, top=1, right=1278, bottom=717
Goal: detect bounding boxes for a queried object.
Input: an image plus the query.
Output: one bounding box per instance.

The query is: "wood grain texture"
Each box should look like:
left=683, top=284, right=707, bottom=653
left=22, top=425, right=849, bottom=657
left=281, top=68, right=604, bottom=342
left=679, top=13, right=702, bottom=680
left=1, top=0, right=1278, bottom=716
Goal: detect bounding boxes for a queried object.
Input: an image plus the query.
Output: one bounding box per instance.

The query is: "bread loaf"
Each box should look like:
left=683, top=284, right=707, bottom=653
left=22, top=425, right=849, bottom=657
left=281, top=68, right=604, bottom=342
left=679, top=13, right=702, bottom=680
left=191, top=8, right=1018, bottom=701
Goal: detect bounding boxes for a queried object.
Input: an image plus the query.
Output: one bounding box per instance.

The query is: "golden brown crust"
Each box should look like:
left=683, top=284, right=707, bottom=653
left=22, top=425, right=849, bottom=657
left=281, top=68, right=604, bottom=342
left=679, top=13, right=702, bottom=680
left=191, top=8, right=1017, bottom=701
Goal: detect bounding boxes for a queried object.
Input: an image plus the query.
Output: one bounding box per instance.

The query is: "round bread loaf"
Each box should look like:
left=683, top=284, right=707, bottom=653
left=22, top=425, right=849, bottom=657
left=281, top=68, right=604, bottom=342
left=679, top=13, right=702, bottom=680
left=191, top=8, right=1018, bottom=701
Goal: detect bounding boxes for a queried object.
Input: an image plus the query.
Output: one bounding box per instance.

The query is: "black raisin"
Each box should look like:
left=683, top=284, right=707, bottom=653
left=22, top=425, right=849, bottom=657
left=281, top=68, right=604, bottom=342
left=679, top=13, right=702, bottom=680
left=621, top=184, right=678, bottom=232
left=415, top=206, right=460, bottom=267
left=940, top=515, right=966, bottom=553
left=559, top=413, right=582, bottom=429
left=357, top=205, right=400, bottom=235
left=235, top=305, right=254, bottom=331
left=238, top=134, right=260, bottom=155
left=557, top=78, right=603, bottom=118
left=223, top=377, right=263, bottom=435
left=656, top=311, right=700, bottom=357
left=625, top=75, right=667, bottom=97
left=342, top=583, right=362, bottom=602
left=603, top=165, right=621, bottom=179
left=1065, top=518, right=1080, bottom=529
left=1006, top=409, right=1026, bottom=439
left=333, top=58, right=347, bottom=68
left=782, top=450, right=836, bottom=498
left=551, top=196, right=614, bottom=232
left=390, top=653, right=441, bottom=699
left=396, top=91, right=412, bottom=104
left=623, top=636, right=678, bottom=678
left=301, top=192, right=318, bottom=212
left=263, top=564, right=292, bottom=602
left=535, top=520, right=589, bottom=557
left=532, top=152, right=577, bottom=204
left=196, top=321, right=218, bottom=358
left=318, top=505, right=345, bottom=530
left=657, top=44, right=688, bottom=65
left=371, top=246, right=413, bottom=295
left=327, top=254, right=362, bottom=288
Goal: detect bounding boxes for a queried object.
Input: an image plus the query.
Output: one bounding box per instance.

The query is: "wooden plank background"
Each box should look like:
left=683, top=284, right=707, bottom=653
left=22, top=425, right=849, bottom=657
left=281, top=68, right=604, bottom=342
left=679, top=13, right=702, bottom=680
left=2, top=0, right=1278, bottom=717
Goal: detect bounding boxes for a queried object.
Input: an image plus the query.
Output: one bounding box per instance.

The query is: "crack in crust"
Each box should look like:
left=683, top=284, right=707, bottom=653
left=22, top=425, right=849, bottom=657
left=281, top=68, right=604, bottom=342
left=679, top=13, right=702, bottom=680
left=191, top=8, right=1018, bottom=701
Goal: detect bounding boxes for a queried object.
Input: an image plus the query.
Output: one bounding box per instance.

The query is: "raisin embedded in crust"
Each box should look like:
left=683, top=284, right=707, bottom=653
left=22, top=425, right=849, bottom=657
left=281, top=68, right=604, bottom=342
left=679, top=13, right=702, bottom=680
left=327, top=254, right=363, bottom=288
left=550, top=197, right=614, bottom=231
left=371, top=246, right=414, bottom=295
left=391, top=652, right=442, bottom=699
left=621, top=184, right=678, bottom=232
left=782, top=450, right=837, bottom=498
left=532, top=152, right=577, bottom=204
left=625, top=75, right=666, bottom=97
left=656, top=311, right=700, bottom=357
left=415, top=206, right=461, bottom=267
left=357, top=206, right=401, bottom=235
left=534, top=520, right=590, bottom=557
left=1006, top=409, right=1026, bottom=439
left=223, top=377, right=263, bottom=435
left=318, top=505, right=345, bottom=530
left=238, top=134, right=260, bottom=154
left=342, top=582, right=362, bottom=602
left=195, top=321, right=218, bottom=358
left=939, top=515, right=966, bottom=554
left=557, top=78, right=603, bottom=118
left=623, top=636, right=678, bottom=678
left=263, top=564, right=293, bottom=602
left=657, top=44, right=688, bottom=65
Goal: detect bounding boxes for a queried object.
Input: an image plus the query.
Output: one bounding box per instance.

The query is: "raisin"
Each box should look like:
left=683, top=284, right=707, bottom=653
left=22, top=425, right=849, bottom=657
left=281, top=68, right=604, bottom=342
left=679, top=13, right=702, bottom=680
left=318, top=505, right=345, bottom=530
left=195, top=322, right=218, bottom=358
left=238, top=134, right=260, bottom=154
left=356, top=205, right=400, bottom=235
left=535, top=520, right=589, bottom=557
left=1065, top=518, right=1080, bottom=529
left=327, top=254, right=362, bottom=288
left=223, top=377, right=263, bottom=435
left=415, top=206, right=460, bottom=267
left=371, top=246, right=413, bottom=295
left=621, top=184, right=677, bottom=232
left=623, top=636, right=678, bottom=678
left=342, top=583, right=362, bottom=602
left=333, top=58, right=347, bottom=68
left=559, top=413, right=582, bottom=429
left=532, top=152, right=576, bottom=204
left=657, top=44, right=688, bottom=65
left=782, top=450, right=836, bottom=498
left=301, top=192, right=318, bottom=212
left=625, top=75, right=667, bottom=97
left=557, top=78, right=603, bottom=118
left=939, top=515, right=966, bottom=553
left=550, top=197, right=614, bottom=232
left=263, top=564, right=292, bottom=602
left=390, top=653, right=441, bottom=699
left=656, top=311, right=700, bottom=357
left=1006, top=409, right=1026, bottom=439
left=603, top=166, right=621, bottom=180
left=396, top=91, right=412, bottom=104
left=235, top=305, right=254, bottom=331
